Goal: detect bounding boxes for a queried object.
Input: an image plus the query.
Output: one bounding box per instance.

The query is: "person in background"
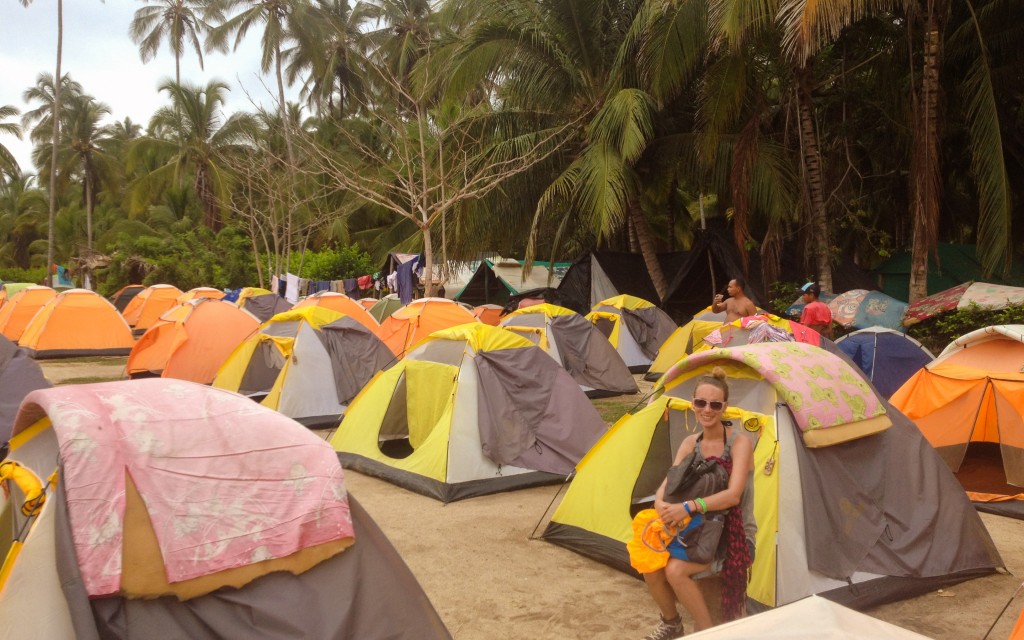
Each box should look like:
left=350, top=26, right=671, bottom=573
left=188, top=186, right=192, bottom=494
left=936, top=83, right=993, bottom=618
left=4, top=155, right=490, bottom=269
left=798, top=282, right=833, bottom=338
left=711, top=278, right=757, bottom=323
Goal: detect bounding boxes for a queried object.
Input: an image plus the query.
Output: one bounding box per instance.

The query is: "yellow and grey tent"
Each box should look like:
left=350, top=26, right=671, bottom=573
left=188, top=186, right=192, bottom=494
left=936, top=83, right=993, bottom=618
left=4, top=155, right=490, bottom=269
left=645, top=306, right=731, bottom=381
left=235, top=286, right=293, bottom=322
left=544, top=341, right=1001, bottom=610
left=331, top=323, right=608, bottom=502
left=585, top=294, right=676, bottom=373
left=500, top=303, right=638, bottom=398
left=214, top=306, right=394, bottom=428
left=0, top=379, right=450, bottom=639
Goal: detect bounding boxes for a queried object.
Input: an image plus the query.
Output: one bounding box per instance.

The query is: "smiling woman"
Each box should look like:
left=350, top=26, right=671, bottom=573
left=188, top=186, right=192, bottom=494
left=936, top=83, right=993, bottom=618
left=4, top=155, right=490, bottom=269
left=0, top=1, right=288, bottom=173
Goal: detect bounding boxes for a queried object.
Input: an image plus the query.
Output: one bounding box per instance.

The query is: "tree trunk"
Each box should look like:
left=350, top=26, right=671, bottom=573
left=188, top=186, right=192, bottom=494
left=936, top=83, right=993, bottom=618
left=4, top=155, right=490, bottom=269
left=795, top=65, right=832, bottom=293
left=421, top=221, right=434, bottom=298
left=629, top=193, right=668, bottom=303
left=276, top=45, right=297, bottom=272
left=46, top=0, right=63, bottom=288
left=85, top=169, right=93, bottom=251
left=909, top=8, right=942, bottom=303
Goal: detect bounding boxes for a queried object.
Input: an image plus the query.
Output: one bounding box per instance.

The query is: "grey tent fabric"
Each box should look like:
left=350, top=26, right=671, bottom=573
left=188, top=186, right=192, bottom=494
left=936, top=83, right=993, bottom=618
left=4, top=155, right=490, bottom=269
left=473, top=346, right=607, bottom=475
left=318, top=317, right=395, bottom=404
left=548, top=314, right=637, bottom=396
left=237, top=341, right=287, bottom=396
left=55, top=477, right=451, bottom=640
left=0, top=335, right=51, bottom=444
left=243, top=294, right=293, bottom=323
left=614, top=306, right=676, bottom=360
left=794, top=403, right=1002, bottom=582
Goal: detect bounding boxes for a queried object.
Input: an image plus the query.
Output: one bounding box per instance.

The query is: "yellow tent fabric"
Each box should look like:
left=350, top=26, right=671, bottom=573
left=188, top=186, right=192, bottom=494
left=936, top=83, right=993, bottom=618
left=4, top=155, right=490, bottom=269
left=405, top=361, right=457, bottom=449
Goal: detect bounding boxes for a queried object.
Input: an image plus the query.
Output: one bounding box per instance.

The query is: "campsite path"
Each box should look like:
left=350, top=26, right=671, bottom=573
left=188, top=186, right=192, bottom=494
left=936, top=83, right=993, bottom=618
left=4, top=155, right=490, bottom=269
left=38, top=362, right=1024, bottom=638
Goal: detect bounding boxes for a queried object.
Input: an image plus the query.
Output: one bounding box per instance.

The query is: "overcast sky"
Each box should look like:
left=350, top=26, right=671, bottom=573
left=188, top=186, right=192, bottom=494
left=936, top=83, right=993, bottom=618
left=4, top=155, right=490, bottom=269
left=0, top=1, right=296, bottom=174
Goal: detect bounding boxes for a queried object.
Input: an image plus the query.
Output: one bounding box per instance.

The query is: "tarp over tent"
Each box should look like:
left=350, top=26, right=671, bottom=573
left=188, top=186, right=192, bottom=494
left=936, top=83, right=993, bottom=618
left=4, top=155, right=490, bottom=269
left=368, top=294, right=403, bottom=323
left=331, top=324, right=608, bottom=502
left=835, top=328, right=934, bottom=398
left=122, top=284, right=183, bottom=331
left=18, top=289, right=135, bottom=358
left=454, top=258, right=570, bottom=307
left=827, top=289, right=908, bottom=331
left=0, top=335, right=50, bottom=446
left=214, top=306, right=394, bottom=428
left=586, top=295, right=676, bottom=372
left=0, top=286, right=56, bottom=341
left=0, top=379, right=450, bottom=639
left=890, top=325, right=1024, bottom=518
left=127, top=298, right=260, bottom=383
left=902, top=282, right=1024, bottom=327
left=557, top=228, right=759, bottom=321
left=500, top=303, right=638, bottom=397
left=544, top=342, right=1001, bottom=610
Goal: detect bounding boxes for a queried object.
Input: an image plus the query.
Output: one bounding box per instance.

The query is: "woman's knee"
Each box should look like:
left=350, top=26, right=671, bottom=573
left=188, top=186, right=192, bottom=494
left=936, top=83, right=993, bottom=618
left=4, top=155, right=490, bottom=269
left=643, top=569, right=668, bottom=587
left=665, top=559, right=706, bottom=582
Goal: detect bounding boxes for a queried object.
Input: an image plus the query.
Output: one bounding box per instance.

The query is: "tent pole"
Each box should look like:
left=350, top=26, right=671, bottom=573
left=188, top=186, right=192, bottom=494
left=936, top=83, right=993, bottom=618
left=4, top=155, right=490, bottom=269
left=982, top=581, right=1024, bottom=639
left=529, top=473, right=573, bottom=540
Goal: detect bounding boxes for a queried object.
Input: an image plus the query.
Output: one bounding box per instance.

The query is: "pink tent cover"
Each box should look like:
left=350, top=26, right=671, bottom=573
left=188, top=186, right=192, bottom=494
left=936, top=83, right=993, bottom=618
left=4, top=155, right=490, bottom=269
left=12, top=379, right=353, bottom=597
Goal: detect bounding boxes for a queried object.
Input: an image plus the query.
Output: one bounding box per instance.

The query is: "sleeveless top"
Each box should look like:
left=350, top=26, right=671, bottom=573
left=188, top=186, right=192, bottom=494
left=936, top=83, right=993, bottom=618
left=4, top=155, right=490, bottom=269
left=694, top=427, right=757, bottom=546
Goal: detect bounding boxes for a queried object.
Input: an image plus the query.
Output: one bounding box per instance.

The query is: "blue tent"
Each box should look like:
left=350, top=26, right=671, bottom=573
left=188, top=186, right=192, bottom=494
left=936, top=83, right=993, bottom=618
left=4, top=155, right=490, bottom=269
left=834, top=327, right=934, bottom=397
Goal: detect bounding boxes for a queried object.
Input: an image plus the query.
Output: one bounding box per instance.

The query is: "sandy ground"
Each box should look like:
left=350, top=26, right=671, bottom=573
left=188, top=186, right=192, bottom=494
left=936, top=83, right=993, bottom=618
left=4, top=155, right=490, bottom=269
left=33, top=358, right=1024, bottom=639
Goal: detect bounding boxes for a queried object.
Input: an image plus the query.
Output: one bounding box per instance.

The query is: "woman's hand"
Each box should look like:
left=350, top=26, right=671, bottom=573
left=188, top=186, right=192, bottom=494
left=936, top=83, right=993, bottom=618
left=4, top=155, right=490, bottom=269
left=658, top=502, right=690, bottom=528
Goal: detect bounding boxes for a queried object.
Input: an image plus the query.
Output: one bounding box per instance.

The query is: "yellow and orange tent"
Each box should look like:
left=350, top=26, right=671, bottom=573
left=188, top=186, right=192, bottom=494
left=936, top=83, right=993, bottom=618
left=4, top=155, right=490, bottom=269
left=127, top=298, right=259, bottom=383
left=0, top=283, right=34, bottom=310
left=377, top=298, right=478, bottom=356
left=122, top=284, right=183, bottom=330
left=293, top=291, right=379, bottom=332
left=18, top=289, right=134, bottom=358
left=0, top=286, right=56, bottom=342
left=891, top=325, right=1024, bottom=518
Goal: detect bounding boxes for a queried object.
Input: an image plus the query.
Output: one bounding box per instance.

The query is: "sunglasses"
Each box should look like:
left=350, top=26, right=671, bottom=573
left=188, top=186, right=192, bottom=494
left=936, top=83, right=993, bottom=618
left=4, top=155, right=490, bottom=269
left=692, top=398, right=725, bottom=411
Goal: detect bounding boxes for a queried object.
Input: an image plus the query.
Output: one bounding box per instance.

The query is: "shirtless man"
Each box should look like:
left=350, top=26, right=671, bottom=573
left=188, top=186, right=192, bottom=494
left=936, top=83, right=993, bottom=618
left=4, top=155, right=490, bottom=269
left=711, top=277, right=757, bottom=322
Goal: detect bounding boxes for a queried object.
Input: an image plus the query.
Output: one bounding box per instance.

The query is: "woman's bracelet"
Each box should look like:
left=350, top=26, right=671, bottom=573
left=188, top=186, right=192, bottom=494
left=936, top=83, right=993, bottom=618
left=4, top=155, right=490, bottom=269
left=696, top=497, right=708, bottom=514
left=683, top=501, right=693, bottom=515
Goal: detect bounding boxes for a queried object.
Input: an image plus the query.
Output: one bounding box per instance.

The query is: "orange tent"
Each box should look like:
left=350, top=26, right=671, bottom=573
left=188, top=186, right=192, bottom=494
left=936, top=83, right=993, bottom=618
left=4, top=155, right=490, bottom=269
left=128, top=298, right=259, bottom=383
left=293, top=292, right=380, bottom=332
left=0, top=286, right=56, bottom=341
left=891, top=325, right=1024, bottom=518
left=473, top=304, right=505, bottom=326
left=18, top=289, right=134, bottom=358
left=377, top=298, right=479, bottom=355
left=177, top=287, right=225, bottom=303
left=122, top=284, right=184, bottom=330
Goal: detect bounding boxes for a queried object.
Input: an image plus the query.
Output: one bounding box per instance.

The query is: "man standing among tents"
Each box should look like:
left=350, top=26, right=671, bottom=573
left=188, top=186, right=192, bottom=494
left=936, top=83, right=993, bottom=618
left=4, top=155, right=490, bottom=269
left=799, top=282, right=833, bottom=338
left=712, top=278, right=757, bottom=323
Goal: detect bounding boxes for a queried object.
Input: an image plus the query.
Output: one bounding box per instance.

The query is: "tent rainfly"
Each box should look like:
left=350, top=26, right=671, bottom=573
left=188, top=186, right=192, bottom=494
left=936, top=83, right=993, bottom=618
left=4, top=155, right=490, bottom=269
left=586, top=295, right=677, bottom=373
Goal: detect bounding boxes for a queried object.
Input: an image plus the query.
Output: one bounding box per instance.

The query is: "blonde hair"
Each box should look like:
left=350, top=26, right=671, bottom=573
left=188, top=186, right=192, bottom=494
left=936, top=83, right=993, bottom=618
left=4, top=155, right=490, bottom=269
left=695, top=366, right=729, bottom=401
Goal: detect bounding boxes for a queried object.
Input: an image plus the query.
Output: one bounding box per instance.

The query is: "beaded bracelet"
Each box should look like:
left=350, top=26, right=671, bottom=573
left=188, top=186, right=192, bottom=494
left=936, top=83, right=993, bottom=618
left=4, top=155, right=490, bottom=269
left=695, top=497, right=708, bottom=514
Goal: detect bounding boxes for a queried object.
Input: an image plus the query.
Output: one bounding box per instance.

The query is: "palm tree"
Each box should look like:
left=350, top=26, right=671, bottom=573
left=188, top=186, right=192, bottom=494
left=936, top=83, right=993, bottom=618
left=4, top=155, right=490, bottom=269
left=283, top=0, right=374, bottom=119
left=0, top=105, right=22, bottom=180
left=18, top=0, right=66, bottom=286
left=0, top=173, right=48, bottom=268
left=59, top=94, right=116, bottom=251
left=130, top=0, right=217, bottom=86
left=778, top=0, right=1016, bottom=301
left=128, top=80, right=259, bottom=229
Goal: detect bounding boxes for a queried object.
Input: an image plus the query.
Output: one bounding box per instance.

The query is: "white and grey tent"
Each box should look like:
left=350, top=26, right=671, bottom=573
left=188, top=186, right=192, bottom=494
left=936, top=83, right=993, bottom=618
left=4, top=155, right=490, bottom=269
left=214, top=306, right=394, bottom=427
left=0, top=335, right=50, bottom=448
left=586, top=295, right=677, bottom=373
left=499, top=303, right=638, bottom=398
left=331, top=324, right=608, bottom=502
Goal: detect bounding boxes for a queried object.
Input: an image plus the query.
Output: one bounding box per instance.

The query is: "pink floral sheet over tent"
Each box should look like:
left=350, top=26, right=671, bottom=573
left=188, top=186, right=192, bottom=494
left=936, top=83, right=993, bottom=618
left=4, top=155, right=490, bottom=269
left=661, top=342, right=889, bottom=441
left=11, top=379, right=354, bottom=598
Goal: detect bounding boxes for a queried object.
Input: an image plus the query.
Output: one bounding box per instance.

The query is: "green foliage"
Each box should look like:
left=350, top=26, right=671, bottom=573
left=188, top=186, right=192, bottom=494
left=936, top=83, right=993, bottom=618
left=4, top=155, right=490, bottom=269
left=290, top=245, right=375, bottom=281
left=99, top=225, right=258, bottom=295
left=907, top=303, right=1024, bottom=354
left=0, top=266, right=46, bottom=284
left=766, top=280, right=804, bottom=317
